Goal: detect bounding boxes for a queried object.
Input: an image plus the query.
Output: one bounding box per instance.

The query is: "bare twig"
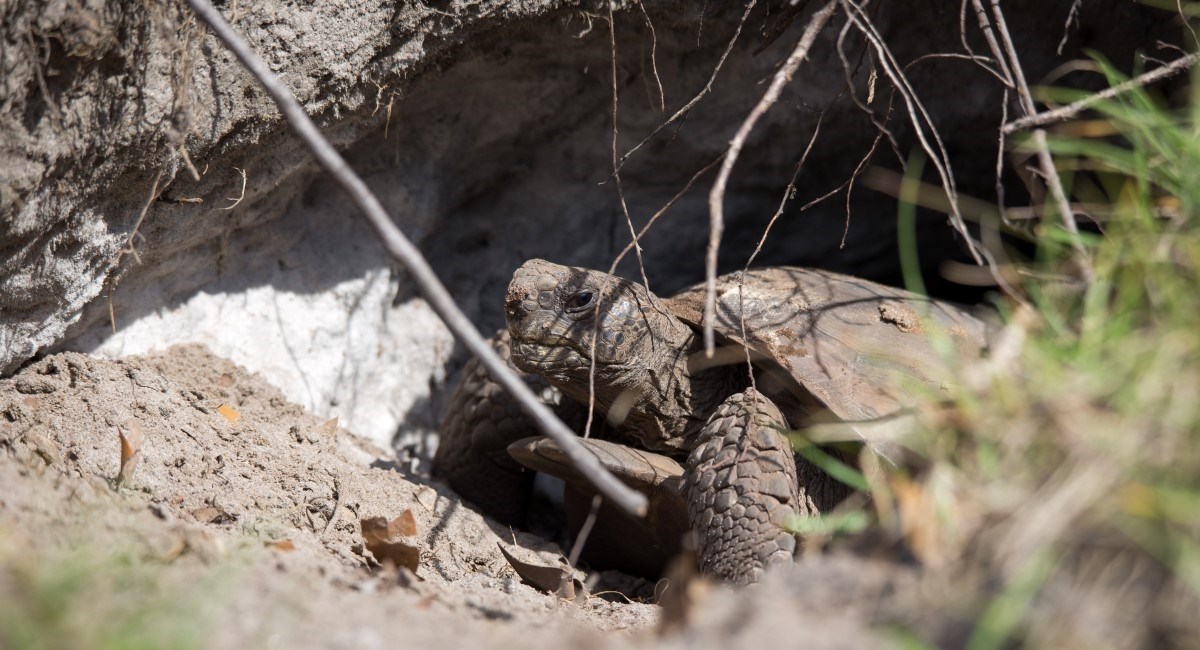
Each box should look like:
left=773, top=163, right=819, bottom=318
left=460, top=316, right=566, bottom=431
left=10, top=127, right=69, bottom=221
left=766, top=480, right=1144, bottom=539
left=638, top=1, right=665, bottom=114
left=179, top=145, right=201, bottom=181
left=606, top=6, right=651, bottom=292
left=736, top=107, right=832, bottom=392
left=995, top=87, right=1011, bottom=225
left=747, top=114, right=828, bottom=270
left=183, top=0, right=647, bottom=517
left=1056, top=0, right=1083, bottom=56
left=841, top=0, right=987, bottom=269
left=981, top=0, right=1090, bottom=280
left=703, top=1, right=839, bottom=356
left=107, top=169, right=166, bottom=331
left=581, top=5, right=657, bottom=442
left=219, top=166, right=247, bottom=210
left=1003, top=52, right=1199, bottom=134
left=959, top=0, right=1013, bottom=86
left=839, top=129, right=885, bottom=248
left=835, top=16, right=903, bottom=170
left=613, top=155, right=724, bottom=267
left=614, top=1, right=756, bottom=176
left=1180, top=0, right=1200, bottom=50
left=567, top=494, right=602, bottom=568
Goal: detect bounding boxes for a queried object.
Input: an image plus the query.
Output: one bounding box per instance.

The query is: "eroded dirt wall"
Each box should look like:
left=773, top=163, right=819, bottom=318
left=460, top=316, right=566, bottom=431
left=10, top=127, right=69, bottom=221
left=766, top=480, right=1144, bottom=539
left=0, top=1, right=1180, bottom=444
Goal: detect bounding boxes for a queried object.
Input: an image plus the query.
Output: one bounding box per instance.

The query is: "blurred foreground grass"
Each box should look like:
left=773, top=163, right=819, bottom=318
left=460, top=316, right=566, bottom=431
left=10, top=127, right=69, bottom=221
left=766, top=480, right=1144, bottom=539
left=0, top=526, right=236, bottom=650
left=887, top=57, right=1200, bottom=648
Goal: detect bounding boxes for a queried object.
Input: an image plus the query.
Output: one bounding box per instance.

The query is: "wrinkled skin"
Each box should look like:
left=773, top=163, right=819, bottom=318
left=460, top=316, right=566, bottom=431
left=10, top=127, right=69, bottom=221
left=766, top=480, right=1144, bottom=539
left=503, top=260, right=739, bottom=453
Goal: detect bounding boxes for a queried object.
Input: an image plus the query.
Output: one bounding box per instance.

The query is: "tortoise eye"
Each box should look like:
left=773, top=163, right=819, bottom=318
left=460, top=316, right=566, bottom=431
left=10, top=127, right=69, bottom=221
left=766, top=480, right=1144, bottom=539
left=565, top=290, right=596, bottom=313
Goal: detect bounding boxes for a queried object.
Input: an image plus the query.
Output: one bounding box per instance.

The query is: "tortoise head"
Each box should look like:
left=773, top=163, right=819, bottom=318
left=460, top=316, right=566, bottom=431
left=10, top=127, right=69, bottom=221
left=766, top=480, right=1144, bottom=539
left=504, top=259, right=694, bottom=404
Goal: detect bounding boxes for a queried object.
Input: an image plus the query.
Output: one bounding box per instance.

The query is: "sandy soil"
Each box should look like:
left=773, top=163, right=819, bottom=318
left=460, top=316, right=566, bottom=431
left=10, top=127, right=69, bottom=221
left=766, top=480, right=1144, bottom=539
left=0, top=344, right=912, bottom=649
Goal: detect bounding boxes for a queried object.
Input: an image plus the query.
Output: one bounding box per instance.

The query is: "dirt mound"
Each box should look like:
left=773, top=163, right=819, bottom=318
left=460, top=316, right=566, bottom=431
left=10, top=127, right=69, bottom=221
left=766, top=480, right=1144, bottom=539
left=0, top=344, right=921, bottom=648
left=0, top=345, right=664, bottom=647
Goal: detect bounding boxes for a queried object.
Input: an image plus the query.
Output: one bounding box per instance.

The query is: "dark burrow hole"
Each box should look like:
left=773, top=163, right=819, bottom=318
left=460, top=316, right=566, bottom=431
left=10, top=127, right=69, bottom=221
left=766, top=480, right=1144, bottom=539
left=365, top=2, right=1174, bottom=587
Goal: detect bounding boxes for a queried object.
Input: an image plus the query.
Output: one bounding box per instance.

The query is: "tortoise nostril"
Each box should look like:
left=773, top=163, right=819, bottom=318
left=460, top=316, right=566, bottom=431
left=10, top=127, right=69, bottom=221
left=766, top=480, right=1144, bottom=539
left=504, top=289, right=531, bottom=324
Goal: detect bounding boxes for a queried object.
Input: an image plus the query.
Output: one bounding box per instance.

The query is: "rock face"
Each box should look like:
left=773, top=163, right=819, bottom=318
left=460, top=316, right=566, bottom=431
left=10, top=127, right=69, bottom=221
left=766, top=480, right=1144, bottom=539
left=0, top=1, right=1179, bottom=445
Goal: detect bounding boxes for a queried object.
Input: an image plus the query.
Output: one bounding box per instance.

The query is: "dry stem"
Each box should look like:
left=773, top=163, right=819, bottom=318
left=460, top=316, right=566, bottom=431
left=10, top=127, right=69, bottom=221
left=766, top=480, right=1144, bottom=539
left=183, top=0, right=648, bottom=518
left=703, top=1, right=839, bottom=356
left=841, top=0, right=987, bottom=269
left=977, top=0, right=1091, bottom=281
left=1003, top=52, right=1199, bottom=134
left=614, top=1, right=757, bottom=176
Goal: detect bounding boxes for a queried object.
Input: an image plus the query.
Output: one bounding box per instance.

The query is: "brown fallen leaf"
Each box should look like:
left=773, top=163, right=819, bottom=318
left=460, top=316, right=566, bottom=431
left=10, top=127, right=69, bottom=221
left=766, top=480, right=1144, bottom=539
left=217, top=373, right=235, bottom=388
left=116, top=421, right=144, bottom=489
left=361, top=511, right=420, bottom=573
left=191, top=506, right=235, bottom=524
left=497, top=544, right=586, bottom=603
left=316, top=416, right=338, bottom=436
left=892, top=475, right=941, bottom=566
left=268, top=539, right=296, bottom=552
left=216, top=403, right=241, bottom=423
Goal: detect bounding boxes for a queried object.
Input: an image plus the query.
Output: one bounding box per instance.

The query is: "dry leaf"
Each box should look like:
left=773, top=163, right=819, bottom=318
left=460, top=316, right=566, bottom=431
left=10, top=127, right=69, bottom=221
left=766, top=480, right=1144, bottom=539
left=25, top=431, right=59, bottom=466
left=414, top=486, right=437, bottom=511
left=496, top=544, right=586, bottom=602
left=191, top=506, right=235, bottom=524
left=216, top=403, right=241, bottom=423
left=316, top=416, right=338, bottom=436
left=893, top=476, right=940, bottom=566
left=116, top=421, right=144, bottom=489
left=390, top=509, right=418, bottom=537
left=217, top=373, right=235, bottom=387
left=361, top=511, right=421, bottom=573
left=268, top=539, right=296, bottom=552
left=21, top=396, right=39, bottom=410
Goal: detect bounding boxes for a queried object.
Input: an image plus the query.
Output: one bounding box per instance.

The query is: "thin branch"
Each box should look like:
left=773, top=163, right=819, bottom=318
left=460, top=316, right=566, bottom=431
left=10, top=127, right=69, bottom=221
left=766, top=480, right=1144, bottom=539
left=606, top=6, right=651, bottom=293
left=1003, top=52, right=1199, bottom=134
left=840, top=128, right=884, bottom=248
left=614, top=0, right=756, bottom=176
left=958, top=0, right=1013, bottom=86
left=841, top=0, right=985, bottom=266
left=703, top=1, right=839, bottom=356
left=995, top=87, right=1011, bottom=225
left=835, top=15, right=903, bottom=170
left=638, top=1, right=665, bottom=114
left=747, top=113, right=828, bottom=270
left=982, top=0, right=1090, bottom=280
left=108, top=170, right=165, bottom=331
left=567, top=494, right=602, bottom=568
left=583, top=6, right=655, bottom=442
left=1180, top=0, right=1200, bottom=50
left=613, top=155, right=724, bottom=266
left=219, top=166, right=247, bottom=210
left=183, top=0, right=647, bottom=517
left=1056, top=0, right=1083, bottom=56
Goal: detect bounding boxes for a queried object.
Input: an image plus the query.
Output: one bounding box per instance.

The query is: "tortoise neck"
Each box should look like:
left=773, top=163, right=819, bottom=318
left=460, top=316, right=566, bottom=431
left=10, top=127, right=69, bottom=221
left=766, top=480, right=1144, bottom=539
left=617, top=331, right=750, bottom=454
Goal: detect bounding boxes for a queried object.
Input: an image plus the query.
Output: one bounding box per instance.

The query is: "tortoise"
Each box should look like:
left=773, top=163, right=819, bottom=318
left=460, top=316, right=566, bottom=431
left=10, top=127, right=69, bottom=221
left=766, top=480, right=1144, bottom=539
left=434, top=259, right=987, bottom=584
